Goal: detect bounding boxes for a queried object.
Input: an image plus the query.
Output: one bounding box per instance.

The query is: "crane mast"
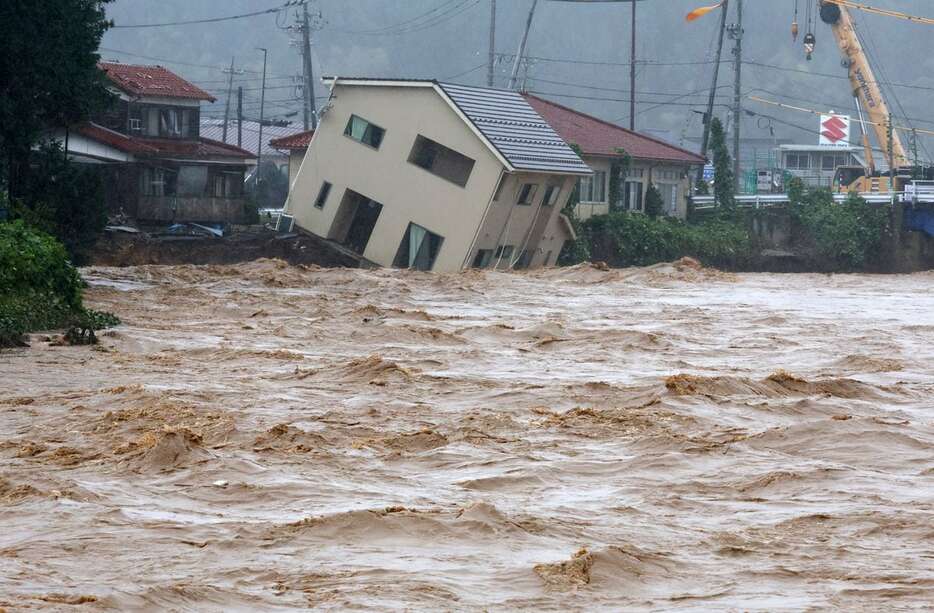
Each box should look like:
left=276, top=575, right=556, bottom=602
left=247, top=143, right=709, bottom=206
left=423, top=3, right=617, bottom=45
left=819, top=1, right=910, bottom=168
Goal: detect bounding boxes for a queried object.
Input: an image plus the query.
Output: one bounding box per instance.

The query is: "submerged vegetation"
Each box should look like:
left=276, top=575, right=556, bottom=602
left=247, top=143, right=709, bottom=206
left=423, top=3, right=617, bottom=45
left=0, top=219, right=119, bottom=347
left=564, top=211, right=753, bottom=269
left=560, top=177, right=892, bottom=273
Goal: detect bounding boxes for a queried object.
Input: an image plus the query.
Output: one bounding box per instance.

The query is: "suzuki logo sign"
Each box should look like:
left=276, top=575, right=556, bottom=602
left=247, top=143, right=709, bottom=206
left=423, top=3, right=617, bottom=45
left=819, top=114, right=850, bottom=148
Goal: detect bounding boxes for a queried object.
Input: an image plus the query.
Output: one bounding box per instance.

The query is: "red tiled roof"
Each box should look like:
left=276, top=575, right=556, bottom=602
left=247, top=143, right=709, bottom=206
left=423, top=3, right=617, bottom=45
left=75, top=123, right=252, bottom=160
left=99, top=62, right=216, bottom=102
left=73, top=123, right=159, bottom=154
left=522, top=94, right=706, bottom=165
left=269, top=129, right=314, bottom=150
left=134, top=137, right=254, bottom=159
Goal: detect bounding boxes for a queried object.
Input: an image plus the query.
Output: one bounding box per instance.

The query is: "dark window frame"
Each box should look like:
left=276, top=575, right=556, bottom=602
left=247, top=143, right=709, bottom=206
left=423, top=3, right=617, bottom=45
left=542, top=184, right=562, bottom=207
left=314, top=181, right=332, bottom=209
left=392, top=222, right=445, bottom=271
left=344, top=114, right=385, bottom=149
left=407, top=134, right=475, bottom=188
left=516, top=183, right=538, bottom=206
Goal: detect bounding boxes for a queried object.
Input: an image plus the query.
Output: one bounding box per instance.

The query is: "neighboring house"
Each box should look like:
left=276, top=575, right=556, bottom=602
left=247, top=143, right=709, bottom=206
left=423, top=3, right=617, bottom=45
left=59, top=62, right=254, bottom=224
left=523, top=94, right=706, bottom=220
left=200, top=119, right=305, bottom=178
left=778, top=144, right=865, bottom=189
left=282, top=78, right=590, bottom=272
left=269, top=129, right=315, bottom=187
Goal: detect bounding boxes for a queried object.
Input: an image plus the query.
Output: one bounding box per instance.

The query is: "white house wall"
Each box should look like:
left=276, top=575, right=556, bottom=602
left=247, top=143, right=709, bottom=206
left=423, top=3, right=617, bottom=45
left=285, top=84, right=505, bottom=272
left=575, top=155, right=696, bottom=220
left=471, top=172, right=577, bottom=268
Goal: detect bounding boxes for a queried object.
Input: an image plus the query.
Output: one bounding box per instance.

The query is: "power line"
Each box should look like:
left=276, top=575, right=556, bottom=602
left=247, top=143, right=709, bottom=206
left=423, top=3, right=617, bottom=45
left=530, top=75, right=732, bottom=98
left=744, top=59, right=934, bottom=93
left=327, top=0, right=481, bottom=36
left=111, top=0, right=307, bottom=29
left=526, top=88, right=733, bottom=108
left=98, top=47, right=292, bottom=79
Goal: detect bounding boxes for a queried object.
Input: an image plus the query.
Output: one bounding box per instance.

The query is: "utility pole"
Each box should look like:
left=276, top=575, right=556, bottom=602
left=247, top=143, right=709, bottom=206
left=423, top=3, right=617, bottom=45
left=699, top=0, right=728, bottom=163
left=237, top=86, right=243, bottom=149
left=509, top=0, right=539, bottom=90
left=487, top=0, right=497, bottom=87
left=256, top=48, right=268, bottom=174
left=629, top=0, right=637, bottom=130
left=222, top=58, right=244, bottom=143
left=222, top=58, right=235, bottom=143
left=301, top=2, right=318, bottom=130
left=729, top=0, right=743, bottom=193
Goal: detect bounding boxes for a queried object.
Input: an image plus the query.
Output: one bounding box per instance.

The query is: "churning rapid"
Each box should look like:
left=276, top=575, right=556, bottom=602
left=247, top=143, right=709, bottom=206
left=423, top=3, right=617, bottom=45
left=2, top=259, right=933, bottom=610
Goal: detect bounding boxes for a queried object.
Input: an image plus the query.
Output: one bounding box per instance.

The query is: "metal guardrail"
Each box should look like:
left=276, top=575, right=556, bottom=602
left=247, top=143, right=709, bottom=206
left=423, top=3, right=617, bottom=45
left=692, top=191, right=934, bottom=210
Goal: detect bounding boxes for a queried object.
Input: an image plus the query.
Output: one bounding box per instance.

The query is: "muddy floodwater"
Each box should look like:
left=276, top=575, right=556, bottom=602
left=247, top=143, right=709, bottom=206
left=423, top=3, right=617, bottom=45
left=2, top=260, right=933, bottom=611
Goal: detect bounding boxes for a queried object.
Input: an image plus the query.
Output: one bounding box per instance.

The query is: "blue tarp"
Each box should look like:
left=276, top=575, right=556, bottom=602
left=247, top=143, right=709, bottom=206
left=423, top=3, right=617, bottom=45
left=905, top=209, right=934, bottom=237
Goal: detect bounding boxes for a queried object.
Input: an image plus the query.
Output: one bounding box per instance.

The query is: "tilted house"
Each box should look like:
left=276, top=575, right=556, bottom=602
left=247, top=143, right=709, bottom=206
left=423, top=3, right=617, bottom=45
left=281, top=78, right=591, bottom=272
left=523, top=94, right=706, bottom=220
left=62, top=62, right=253, bottom=224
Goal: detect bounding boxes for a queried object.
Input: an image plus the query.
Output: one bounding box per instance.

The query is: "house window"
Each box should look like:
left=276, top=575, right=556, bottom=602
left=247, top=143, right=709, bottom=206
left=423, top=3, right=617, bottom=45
left=212, top=171, right=241, bottom=198
left=494, top=245, right=514, bottom=260
left=516, top=183, right=538, bottom=206
left=542, top=184, right=562, bottom=207
left=314, top=181, right=332, bottom=209
left=141, top=167, right=175, bottom=197
left=514, top=250, right=532, bottom=270
left=177, top=165, right=208, bottom=197
left=786, top=152, right=810, bottom=170
left=624, top=181, right=643, bottom=211
left=392, top=223, right=444, bottom=271
left=578, top=171, right=606, bottom=203
left=344, top=114, right=385, bottom=149
left=408, top=135, right=475, bottom=187
left=821, top=153, right=849, bottom=171
left=472, top=249, right=493, bottom=268
left=658, top=183, right=678, bottom=214
left=160, top=109, right=182, bottom=137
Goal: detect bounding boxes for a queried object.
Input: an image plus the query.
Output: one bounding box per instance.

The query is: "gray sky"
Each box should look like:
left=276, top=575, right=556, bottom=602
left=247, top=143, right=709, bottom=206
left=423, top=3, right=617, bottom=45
left=100, top=0, right=934, bottom=161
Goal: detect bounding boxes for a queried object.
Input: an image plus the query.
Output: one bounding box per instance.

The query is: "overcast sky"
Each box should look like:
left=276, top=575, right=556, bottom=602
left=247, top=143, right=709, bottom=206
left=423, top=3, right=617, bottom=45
left=100, top=0, right=934, bottom=161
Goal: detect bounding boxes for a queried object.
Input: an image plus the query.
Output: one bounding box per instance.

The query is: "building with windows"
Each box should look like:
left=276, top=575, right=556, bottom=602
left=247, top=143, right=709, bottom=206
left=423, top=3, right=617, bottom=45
left=523, top=95, right=706, bottom=220
left=59, top=62, right=253, bottom=224
left=777, top=144, right=866, bottom=189
left=281, top=78, right=591, bottom=272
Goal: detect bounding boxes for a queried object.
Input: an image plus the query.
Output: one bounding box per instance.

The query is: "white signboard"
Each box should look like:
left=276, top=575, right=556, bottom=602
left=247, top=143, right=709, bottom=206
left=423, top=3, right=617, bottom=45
left=819, top=114, right=851, bottom=148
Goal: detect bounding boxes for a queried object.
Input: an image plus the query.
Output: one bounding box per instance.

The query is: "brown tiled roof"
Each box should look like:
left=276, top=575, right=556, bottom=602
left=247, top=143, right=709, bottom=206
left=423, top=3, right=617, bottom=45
left=99, top=62, right=216, bottom=102
left=134, top=137, right=254, bottom=159
left=522, top=94, right=706, bottom=165
left=73, top=123, right=159, bottom=154
left=74, top=123, right=252, bottom=160
left=269, top=129, right=315, bottom=150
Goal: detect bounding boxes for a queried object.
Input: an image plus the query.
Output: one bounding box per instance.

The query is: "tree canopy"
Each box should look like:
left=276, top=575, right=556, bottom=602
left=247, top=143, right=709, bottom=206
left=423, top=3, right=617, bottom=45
left=709, top=117, right=735, bottom=210
left=0, top=0, right=113, bottom=196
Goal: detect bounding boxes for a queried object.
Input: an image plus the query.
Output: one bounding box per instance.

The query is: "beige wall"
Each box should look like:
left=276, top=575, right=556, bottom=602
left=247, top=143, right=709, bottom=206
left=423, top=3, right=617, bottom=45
left=469, top=172, right=577, bottom=269
left=574, top=155, right=696, bottom=221
left=285, top=83, right=505, bottom=272
left=287, top=149, right=304, bottom=187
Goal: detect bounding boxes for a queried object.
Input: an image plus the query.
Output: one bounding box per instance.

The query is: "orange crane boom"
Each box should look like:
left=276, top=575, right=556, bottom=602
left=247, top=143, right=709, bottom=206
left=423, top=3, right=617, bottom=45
left=819, top=1, right=910, bottom=168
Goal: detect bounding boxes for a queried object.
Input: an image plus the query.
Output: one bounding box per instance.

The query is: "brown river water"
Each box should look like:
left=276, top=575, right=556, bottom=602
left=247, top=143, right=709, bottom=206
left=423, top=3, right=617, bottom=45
left=1, top=259, right=933, bottom=611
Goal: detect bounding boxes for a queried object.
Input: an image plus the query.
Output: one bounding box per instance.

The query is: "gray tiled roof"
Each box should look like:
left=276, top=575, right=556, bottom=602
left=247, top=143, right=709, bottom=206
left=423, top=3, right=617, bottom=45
left=437, top=83, right=591, bottom=175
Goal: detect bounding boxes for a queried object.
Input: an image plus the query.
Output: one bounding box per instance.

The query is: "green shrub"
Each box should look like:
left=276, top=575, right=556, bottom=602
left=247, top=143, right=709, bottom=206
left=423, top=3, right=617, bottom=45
left=570, top=211, right=753, bottom=269
left=788, top=178, right=888, bottom=270
left=0, top=220, right=83, bottom=309
left=0, top=221, right=119, bottom=347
